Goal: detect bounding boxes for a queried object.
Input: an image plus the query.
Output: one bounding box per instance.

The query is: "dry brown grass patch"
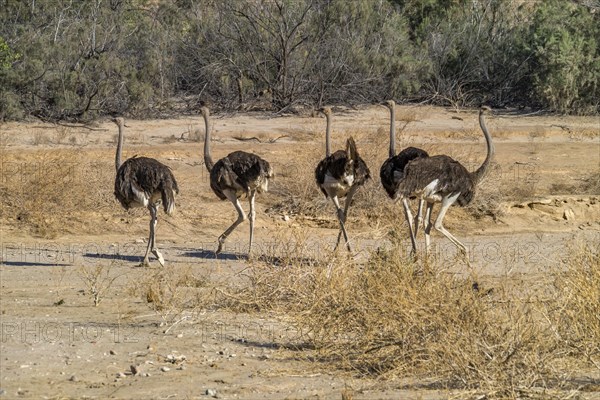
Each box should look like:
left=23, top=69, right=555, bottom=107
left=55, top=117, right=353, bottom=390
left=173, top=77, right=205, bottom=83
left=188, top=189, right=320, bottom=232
left=579, top=170, right=600, bottom=195
left=549, top=243, right=600, bottom=369
left=128, top=264, right=209, bottom=325
left=204, top=242, right=600, bottom=396
left=0, top=149, right=115, bottom=237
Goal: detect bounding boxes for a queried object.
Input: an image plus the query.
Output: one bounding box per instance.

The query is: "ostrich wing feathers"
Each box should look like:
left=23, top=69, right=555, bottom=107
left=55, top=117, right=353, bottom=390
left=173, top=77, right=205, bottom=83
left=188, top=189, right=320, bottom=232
left=210, top=151, right=273, bottom=200
left=399, top=155, right=475, bottom=206
left=380, top=146, right=429, bottom=198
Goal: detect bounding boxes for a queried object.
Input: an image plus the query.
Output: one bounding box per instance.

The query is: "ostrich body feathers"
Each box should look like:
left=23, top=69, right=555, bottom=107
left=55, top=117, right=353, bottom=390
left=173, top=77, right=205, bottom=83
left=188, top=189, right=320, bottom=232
left=315, top=138, right=370, bottom=199
left=114, top=156, right=179, bottom=214
left=398, top=154, right=475, bottom=207
left=209, top=150, right=273, bottom=200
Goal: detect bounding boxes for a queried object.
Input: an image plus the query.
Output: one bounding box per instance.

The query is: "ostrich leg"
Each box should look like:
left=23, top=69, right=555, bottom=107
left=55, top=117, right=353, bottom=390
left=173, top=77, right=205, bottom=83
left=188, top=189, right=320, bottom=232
left=248, top=190, right=257, bottom=255
left=216, top=189, right=247, bottom=255
left=423, top=202, right=434, bottom=256
left=331, top=196, right=351, bottom=252
left=334, top=185, right=358, bottom=252
left=400, top=198, right=418, bottom=255
left=414, top=199, right=425, bottom=238
left=432, top=193, right=471, bottom=266
left=142, top=204, right=164, bottom=267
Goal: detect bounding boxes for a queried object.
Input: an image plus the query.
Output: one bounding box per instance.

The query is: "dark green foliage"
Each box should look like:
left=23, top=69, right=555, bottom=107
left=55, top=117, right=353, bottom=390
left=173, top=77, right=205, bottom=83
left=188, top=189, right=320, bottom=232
left=524, top=0, right=600, bottom=114
left=0, top=0, right=598, bottom=121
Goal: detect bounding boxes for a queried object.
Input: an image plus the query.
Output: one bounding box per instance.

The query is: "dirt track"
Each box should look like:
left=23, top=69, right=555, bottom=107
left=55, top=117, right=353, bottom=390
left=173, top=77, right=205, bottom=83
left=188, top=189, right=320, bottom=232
left=1, top=105, right=599, bottom=399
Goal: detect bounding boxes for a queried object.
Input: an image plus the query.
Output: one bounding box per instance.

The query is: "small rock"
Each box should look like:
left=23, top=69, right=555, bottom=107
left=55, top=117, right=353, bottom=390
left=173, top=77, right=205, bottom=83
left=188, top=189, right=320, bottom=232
left=160, top=366, right=170, bottom=372
left=205, top=388, right=217, bottom=397
left=130, top=365, right=140, bottom=376
left=109, top=350, right=117, bottom=355
left=563, top=208, right=575, bottom=221
left=177, top=365, right=186, bottom=371
left=282, top=215, right=290, bottom=222
left=176, top=333, right=183, bottom=338
left=68, top=375, right=78, bottom=382
left=116, top=372, right=126, bottom=378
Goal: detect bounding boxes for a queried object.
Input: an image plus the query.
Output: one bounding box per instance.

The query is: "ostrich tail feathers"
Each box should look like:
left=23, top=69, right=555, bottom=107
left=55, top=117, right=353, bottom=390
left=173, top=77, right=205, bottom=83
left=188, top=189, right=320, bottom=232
left=346, top=137, right=358, bottom=163
left=161, top=180, right=177, bottom=215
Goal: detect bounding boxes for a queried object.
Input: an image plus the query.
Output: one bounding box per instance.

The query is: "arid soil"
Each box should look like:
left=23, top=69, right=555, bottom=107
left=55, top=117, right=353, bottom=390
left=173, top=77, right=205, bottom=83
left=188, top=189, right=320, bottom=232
left=1, top=105, right=599, bottom=399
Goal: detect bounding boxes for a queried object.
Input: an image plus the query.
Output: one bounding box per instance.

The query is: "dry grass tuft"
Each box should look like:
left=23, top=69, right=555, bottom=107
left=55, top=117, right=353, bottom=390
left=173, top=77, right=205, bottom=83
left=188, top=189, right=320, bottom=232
left=129, top=265, right=208, bottom=323
left=550, top=243, right=600, bottom=369
left=0, top=150, right=114, bottom=237
left=579, top=170, right=600, bottom=195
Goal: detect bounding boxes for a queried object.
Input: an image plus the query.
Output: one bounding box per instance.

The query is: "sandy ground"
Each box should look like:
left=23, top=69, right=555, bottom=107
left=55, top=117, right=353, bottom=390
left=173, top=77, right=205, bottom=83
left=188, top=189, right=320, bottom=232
left=1, top=105, right=599, bottom=399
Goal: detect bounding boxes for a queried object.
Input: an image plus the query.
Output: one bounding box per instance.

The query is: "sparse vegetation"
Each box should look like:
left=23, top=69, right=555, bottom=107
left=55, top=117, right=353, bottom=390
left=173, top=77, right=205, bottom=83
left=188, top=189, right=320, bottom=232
left=128, top=264, right=208, bottom=325
left=199, top=240, right=600, bottom=396
left=1, top=97, right=598, bottom=398
left=78, top=260, right=123, bottom=307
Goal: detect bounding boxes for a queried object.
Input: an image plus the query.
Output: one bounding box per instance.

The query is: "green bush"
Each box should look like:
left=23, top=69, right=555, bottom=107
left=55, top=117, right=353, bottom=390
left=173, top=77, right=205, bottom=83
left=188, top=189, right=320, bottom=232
left=0, top=0, right=598, bottom=120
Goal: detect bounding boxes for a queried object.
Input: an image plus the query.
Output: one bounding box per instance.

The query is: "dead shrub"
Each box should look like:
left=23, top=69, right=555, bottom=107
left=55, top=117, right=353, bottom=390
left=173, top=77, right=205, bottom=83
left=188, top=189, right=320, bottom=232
left=53, top=125, right=71, bottom=144
left=186, top=122, right=202, bottom=142
left=207, top=240, right=600, bottom=396
left=211, top=226, right=330, bottom=313
left=32, top=130, right=50, bottom=145
left=285, top=249, right=559, bottom=394
left=78, top=260, right=125, bottom=306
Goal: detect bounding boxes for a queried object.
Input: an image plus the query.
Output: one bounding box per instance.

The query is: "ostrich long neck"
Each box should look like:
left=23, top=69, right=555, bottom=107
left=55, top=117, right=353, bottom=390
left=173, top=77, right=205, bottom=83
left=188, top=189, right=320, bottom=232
left=203, top=110, right=214, bottom=172
left=388, top=105, right=396, bottom=158
left=115, top=122, right=123, bottom=172
left=325, top=112, right=331, bottom=157
left=473, top=110, right=495, bottom=184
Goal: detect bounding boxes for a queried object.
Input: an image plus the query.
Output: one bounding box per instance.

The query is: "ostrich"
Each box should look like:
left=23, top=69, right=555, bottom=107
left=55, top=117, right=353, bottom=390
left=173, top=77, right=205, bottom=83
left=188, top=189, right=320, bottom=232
left=112, top=117, right=179, bottom=267
left=397, top=106, right=494, bottom=262
left=201, top=106, right=273, bottom=255
left=315, top=107, right=370, bottom=252
left=379, top=100, right=429, bottom=254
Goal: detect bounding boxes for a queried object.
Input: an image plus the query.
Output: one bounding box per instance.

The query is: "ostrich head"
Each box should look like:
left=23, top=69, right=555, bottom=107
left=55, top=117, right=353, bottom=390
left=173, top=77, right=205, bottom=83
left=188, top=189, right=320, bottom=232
left=381, top=99, right=395, bottom=110
left=480, top=105, right=492, bottom=114
left=111, top=117, right=124, bottom=127
left=318, top=106, right=332, bottom=116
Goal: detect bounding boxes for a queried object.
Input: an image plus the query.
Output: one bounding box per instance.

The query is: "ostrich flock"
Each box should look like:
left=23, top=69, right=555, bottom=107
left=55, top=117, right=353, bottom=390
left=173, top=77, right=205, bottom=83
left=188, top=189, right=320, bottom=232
left=113, top=101, right=494, bottom=266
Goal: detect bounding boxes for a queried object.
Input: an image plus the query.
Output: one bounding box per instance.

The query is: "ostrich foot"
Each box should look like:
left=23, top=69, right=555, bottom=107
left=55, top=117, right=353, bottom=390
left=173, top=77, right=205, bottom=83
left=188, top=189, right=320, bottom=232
left=216, top=240, right=225, bottom=255
left=152, top=249, right=165, bottom=267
